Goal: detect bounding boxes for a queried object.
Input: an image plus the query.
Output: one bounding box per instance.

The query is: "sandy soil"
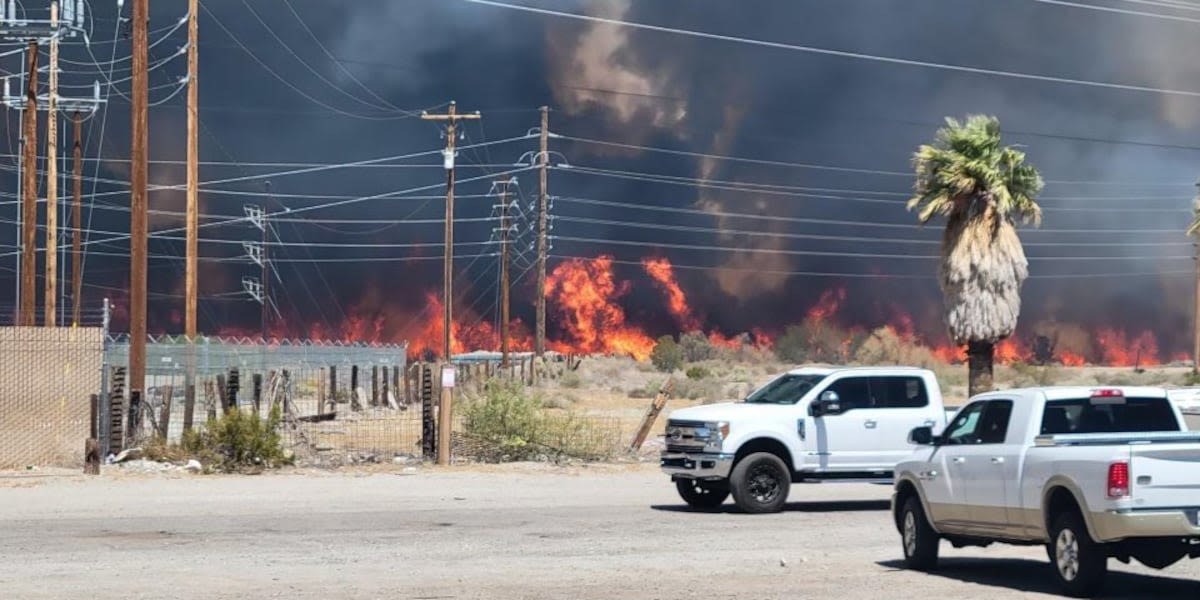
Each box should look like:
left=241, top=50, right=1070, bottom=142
left=1, top=464, right=1196, bottom=599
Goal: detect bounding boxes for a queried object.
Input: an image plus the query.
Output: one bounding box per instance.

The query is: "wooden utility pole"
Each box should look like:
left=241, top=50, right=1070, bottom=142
left=535, top=106, right=549, bottom=357
left=185, top=0, right=199, bottom=340
left=497, top=179, right=511, bottom=367
left=44, top=1, right=60, bottom=327
left=71, top=111, right=82, bottom=325
left=420, top=101, right=479, bottom=360
left=19, top=43, right=38, bottom=326
left=129, top=0, right=149, bottom=399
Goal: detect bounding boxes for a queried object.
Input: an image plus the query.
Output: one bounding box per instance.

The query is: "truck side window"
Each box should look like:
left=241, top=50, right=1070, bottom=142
left=824, top=377, right=873, bottom=411
left=944, top=401, right=986, bottom=444
left=977, top=400, right=1014, bottom=444
left=868, top=376, right=929, bottom=408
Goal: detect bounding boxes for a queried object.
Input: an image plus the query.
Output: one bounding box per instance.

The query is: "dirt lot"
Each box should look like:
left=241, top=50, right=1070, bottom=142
left=1, top=464, right=1197, bottom=599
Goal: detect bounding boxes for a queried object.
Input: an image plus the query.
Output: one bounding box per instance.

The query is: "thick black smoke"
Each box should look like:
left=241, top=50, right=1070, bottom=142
left=1, top=0, right=1198, bottom=357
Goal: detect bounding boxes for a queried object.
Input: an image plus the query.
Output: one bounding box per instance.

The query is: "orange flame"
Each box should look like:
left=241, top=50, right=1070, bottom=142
left=806, top=288, right=846, bottom=324
left=1095, top=328, right=1159, bottom=367
left=546, top=255, right=655, bottom=359
left=641, top=257, right=701, bottom=331
left=1059, top=351, right=1086, bottom=367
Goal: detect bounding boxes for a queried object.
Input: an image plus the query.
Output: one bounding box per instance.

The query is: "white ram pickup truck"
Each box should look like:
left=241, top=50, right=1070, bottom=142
left=661, top=366, right=951, bottom=514
left=892, top=386, right=1200, bottom=597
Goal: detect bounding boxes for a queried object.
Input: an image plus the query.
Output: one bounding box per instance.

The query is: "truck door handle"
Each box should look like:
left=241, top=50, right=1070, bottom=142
left=951, top=457, right=966, bottom=464
left=864, top=420, right=877, bottom=429
left=922, top=419, right=936, bottom=427
left=991, top=457, right=1005, bottom=464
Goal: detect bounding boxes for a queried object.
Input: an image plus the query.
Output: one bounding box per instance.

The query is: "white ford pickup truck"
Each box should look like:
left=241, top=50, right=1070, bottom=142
left=892, top=386, right=1200, bottom=597
left=661, top=366, right=952, bottom=513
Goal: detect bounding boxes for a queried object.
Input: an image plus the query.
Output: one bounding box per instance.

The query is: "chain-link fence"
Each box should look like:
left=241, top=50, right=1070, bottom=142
left=102, top=336, right=417, bottom=462
left=0, top=326, right=105, bottom=469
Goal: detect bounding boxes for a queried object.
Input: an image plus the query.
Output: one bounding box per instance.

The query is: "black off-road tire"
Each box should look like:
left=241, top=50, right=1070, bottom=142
left=900, top=496, right=940, bottom=571
left=729, top=452, right=790, bottom=514
left=1049, top=511, right=1108, bottom=598
left=674, top=478, right=730, bottom=510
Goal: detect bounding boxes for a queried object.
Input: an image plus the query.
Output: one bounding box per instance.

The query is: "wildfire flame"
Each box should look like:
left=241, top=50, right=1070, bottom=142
left=642, top=257, right=701, bottom=331
left=546, top=255, right=656, bottom=359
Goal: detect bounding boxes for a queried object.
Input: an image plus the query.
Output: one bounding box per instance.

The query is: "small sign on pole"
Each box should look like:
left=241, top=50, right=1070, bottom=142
left=441, top=365, right=456, bottom=389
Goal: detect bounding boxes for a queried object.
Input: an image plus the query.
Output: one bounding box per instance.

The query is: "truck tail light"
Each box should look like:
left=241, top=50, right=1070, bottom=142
left=1107, top=461, right=1130, bottom=499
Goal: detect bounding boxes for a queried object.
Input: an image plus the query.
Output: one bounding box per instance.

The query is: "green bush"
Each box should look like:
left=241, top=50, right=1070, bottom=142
left=678, top=331, right=716, bottom=362
left=559, top=370, right=582, bottom=389
left=685, top=365, right=711, bottom=380
left=173, top=406, right=291, bottom=472
left=774, top=321, right=848, bottom=364
left=461, top=379, right=618, bottom=462
left=650, top=335, right=685, bottom=372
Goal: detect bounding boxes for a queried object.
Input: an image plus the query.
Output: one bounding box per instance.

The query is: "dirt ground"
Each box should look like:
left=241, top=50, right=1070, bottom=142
left=1, top=464, right=1196, bottom=599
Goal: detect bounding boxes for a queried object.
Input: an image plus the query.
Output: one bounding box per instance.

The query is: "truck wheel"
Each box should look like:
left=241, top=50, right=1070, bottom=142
left=1049, top=511, right=1108, bottom=598
left=900, top=496, right=939, bottom=571
left=729, top=452, right=790, bottom=514
left=674, top=479, right=730, bottom=510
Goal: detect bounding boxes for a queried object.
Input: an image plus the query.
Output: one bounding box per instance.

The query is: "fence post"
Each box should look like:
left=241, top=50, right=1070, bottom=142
left=350, top=365, right=362, bottom=411
left=421, top=364, right=435, bottom=459
left=329, top=365, right=337, bottom=407
left=85, top=394, right=100, bottom=475
left=127, top=390, right=142, bottom=447
left=404, top=364, right=412, bottom=405
left=216, top=374, right=228, bottom=415
left=372, top=365, right=379, bottom=407
left=109, top=367, right=126, bottom=454
left=158, top=386, right=173, bottom=440
left=252, top=373, right=263, bottom=416
left=226, top=368, right=240, bottom=411
left=205, top=379, right=217, bottom=422
left=183, top=382, right=196, bottom=433
left=317, top=368, right=327, bottom=414
left=392, top=365, right=400, bottom=406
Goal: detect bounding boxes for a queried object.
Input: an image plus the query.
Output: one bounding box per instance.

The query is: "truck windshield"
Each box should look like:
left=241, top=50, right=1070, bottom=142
left=745, top=374, right=827, bottom=405
left=1040, top=397, right=1181, bottom=435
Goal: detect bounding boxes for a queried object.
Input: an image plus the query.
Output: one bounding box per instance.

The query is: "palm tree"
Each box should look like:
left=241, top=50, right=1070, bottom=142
left=908, top=115, right=1044, bottom=397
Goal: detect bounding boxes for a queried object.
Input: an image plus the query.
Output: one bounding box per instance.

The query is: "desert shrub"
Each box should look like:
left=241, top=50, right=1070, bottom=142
left=1008, top=362, right=1060, bottom=387
left=650, top=335, right=685, bottom=372
left=852, top=327, right=941, bottom=367
left=674, top=377, right=727, bottom=403
left=559, top=370, right=582, bottom=389
left=1184, top=370, right=1200, bottom=387
left=685, top=365, right=711, bottom=380
left=176, top=406, right=290, bottom=472
left=461, top=379, right=618, bottom=462
left=1093, top=371, right=1145, bottom=386
left=678, top=331, right=716, bottom=362
left=774, top=321, right=849, bottom=364
left=542, top=393, right=578, bottom=410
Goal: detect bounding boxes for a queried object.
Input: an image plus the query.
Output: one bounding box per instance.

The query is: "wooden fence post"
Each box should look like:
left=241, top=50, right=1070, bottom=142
left=158, top=386, right=173, bottom=440
left=252, top=374, right=263, bottom=416
left=85, top=394, right=100, bottom=475
left=630, top=377, right=675, bottom=452
left=421, top=364, right=435, bottom=459
left=329, top=366, right=338, bottom=406
left=183, top=382, right=196, bottom=433
left=372, top=365, right=380, bottom=407
left=205, top=379, right=217, bottom=422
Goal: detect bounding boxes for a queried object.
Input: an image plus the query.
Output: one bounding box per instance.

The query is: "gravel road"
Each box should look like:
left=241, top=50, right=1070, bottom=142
left=1, top=463, right=1197, bottom=599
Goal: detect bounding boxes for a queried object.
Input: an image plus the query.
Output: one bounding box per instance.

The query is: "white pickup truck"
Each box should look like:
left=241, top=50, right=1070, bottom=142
left=892, top=386, right=1200, bottom=597
left=661, top=366, right=952, bottom=513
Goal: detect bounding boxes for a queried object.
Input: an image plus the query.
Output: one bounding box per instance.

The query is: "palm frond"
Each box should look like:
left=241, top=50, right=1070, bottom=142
left=907, top=114, right=1043, bottom=227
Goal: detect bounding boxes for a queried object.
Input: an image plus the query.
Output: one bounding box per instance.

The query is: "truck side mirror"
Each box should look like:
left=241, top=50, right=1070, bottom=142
left=908, top=426, right=935, bottom=446
left=813, top=390, right=841, bottom=416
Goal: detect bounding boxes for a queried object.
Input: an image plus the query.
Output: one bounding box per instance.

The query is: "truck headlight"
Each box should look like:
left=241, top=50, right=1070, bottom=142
left=703, top=421, right=729, bottom=451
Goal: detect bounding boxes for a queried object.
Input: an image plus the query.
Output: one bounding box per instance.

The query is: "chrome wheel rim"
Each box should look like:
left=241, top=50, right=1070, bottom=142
left=903, top=510, right=917, bottom=557
left=1056, top=528, right=1080, bottom=581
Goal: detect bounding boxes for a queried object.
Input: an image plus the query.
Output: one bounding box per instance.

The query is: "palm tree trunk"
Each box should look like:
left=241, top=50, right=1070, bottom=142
left=967, top=341, right=995, bottom=397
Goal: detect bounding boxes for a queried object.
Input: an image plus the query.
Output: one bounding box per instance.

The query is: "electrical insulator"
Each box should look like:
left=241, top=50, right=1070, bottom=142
left=4, top=78, right=10, bottom=100
left=93, top=80, right=100, bottom=101
left=5, top=0, right=12, bottom=23
left=64, top=0, right=75, bottom=26
left=76, top=0, right=85, bottom=28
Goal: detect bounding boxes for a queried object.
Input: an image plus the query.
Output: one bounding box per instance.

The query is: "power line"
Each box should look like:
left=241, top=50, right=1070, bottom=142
left=556, top=164, right=1192, bottom=212
left=554, top=196, right=1192, bottom=234
left=556, top=135, right=1196, bottom=187
left=1031, top=0, right=1200, bottom=23
left=460, top=0, right=1200, bottom=101
left=547, top=253, right=1194, bottom=280
left=553, top=235, right=1193, bottom=261
left=554, top=214, right=1193, bottom=247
